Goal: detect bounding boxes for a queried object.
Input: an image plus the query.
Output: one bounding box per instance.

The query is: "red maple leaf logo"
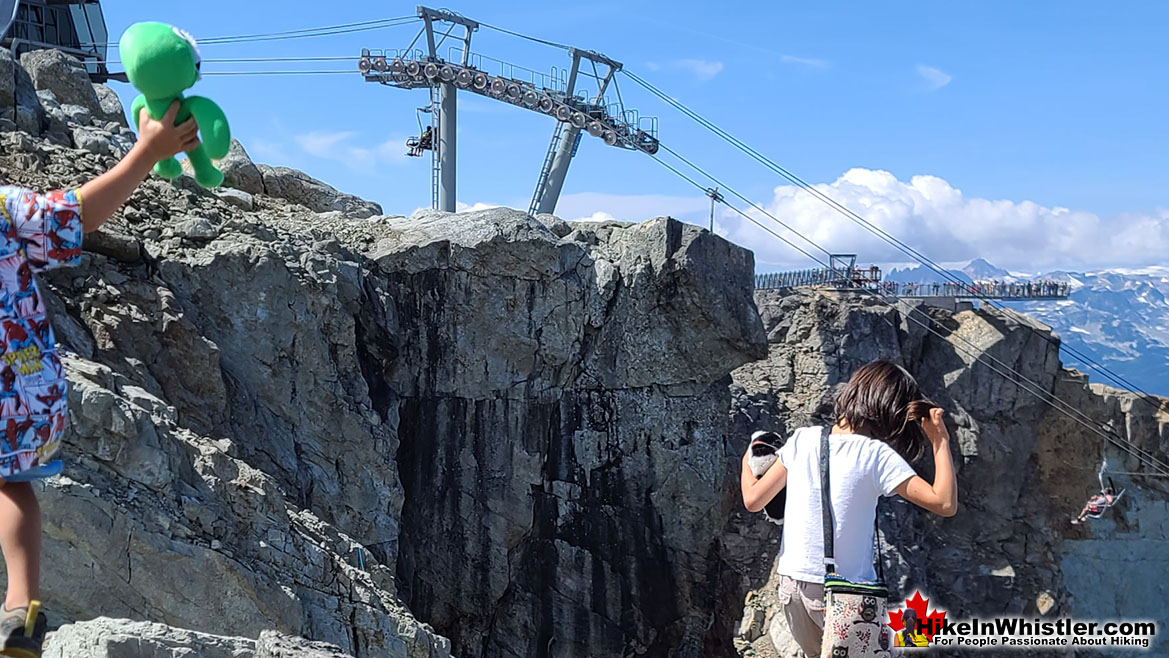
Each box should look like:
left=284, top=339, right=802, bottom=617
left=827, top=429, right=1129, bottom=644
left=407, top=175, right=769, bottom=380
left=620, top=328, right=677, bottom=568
left=888, top=590, right=947, bottom=641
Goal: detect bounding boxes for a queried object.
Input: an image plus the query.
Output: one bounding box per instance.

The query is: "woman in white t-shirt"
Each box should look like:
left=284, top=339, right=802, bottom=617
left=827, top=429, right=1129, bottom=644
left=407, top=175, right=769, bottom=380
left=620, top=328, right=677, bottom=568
left=739, top=358, right=958, bottom=657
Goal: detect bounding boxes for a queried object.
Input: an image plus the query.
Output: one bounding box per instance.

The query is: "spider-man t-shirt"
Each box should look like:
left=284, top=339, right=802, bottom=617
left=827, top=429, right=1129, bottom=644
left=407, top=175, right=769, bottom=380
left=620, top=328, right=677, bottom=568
left=0, top=187, right=83, bottom=479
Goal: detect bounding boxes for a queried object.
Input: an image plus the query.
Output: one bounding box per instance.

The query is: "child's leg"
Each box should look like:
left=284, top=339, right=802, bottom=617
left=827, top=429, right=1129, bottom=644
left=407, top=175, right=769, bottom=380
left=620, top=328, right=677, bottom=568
left=0, top=482, right=40, bottom=609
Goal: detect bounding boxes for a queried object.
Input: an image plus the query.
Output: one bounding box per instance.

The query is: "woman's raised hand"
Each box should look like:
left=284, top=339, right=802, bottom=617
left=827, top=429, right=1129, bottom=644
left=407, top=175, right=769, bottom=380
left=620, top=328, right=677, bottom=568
left=921, top=406, right=950, bottom=448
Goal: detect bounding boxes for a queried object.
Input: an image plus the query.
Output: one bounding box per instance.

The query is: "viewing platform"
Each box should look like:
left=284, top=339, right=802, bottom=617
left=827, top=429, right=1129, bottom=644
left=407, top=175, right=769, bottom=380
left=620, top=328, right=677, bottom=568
left=755, top=255, right=1069, bottom=301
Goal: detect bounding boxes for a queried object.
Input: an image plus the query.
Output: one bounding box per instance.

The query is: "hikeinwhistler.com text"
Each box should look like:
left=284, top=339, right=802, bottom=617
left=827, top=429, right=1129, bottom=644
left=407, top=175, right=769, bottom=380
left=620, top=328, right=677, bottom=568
left=923, top=616, right=1157, bottom=650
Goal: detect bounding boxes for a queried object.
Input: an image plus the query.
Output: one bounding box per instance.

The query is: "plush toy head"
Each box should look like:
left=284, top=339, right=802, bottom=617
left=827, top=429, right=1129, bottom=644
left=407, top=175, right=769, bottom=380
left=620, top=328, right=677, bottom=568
left=119, top=22, right=201, bottom=100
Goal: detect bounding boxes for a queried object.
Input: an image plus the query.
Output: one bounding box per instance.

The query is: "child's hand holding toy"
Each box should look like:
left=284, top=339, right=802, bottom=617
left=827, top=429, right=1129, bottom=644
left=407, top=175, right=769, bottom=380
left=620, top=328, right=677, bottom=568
left=120, top=22, right=231, bottom=188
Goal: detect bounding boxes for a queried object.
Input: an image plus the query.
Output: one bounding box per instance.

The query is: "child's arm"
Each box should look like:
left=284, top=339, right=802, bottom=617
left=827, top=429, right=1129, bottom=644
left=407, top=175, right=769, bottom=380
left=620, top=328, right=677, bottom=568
left=741, top=446, right=787, bottom=512
left=894, top=407, right=958, bottom=517
left=78, top=101, right=200, bottom=233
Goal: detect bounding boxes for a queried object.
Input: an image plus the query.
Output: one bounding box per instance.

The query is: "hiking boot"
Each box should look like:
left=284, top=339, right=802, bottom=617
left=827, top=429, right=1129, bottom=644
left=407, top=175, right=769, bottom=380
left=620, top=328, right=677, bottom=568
left=0, top=601, right=46, bottom=658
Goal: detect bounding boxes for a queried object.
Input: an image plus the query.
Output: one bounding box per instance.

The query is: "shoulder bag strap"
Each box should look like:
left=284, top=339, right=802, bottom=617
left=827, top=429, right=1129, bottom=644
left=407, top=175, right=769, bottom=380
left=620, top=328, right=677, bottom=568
left=819, top=423, right=836, bottom=574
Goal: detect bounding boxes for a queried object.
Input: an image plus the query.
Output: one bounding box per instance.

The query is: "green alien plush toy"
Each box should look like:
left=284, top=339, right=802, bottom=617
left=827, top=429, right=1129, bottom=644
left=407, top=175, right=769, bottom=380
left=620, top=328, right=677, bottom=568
left=120, top=22, right=230, bottom=188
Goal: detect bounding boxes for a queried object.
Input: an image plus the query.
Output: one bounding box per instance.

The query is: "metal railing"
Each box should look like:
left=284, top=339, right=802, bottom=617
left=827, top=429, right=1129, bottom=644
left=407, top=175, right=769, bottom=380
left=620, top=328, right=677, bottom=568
left=756, top=270, right=1070, bottom=300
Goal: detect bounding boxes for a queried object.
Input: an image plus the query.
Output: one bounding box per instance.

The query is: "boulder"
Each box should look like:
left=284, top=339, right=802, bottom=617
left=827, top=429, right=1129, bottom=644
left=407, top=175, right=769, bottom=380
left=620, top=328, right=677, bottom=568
left=60, top=103, right=93, bottom=126
left=256, top=631, right=357, bottom=658
left=19, top=49, right=102, bottom=118
left=44, top=618, right=256, bottom=658
left=72, top=126, right=114, bottom=155
left=43, top=618, right=358, bottom=658
left=0, top=49, right=14, bottom=123
left=216, top=187, right=255, bottom=211
left=258, top=164, right=381, bottom=217
left=93, top=83, right=128, bottom=127
left=219, top=139, right=265, bottom=195
left=13, top=57, right=43, bottom=135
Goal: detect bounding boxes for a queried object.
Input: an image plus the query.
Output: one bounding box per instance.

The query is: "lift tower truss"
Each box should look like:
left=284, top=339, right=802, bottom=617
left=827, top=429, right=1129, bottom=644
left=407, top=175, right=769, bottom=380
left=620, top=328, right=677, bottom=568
left=359, top=6, right=659, bottom=214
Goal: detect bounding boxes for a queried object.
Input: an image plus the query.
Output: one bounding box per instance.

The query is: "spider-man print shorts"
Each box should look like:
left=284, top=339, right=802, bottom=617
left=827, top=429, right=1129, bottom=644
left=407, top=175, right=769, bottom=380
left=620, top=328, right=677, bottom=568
left=0, top=187, right=83, bottom=479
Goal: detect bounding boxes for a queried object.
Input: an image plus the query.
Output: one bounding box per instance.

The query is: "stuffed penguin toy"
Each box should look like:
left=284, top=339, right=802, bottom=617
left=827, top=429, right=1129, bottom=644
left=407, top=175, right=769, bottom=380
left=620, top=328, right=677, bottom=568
left=748, top=430, right=787, bottom=526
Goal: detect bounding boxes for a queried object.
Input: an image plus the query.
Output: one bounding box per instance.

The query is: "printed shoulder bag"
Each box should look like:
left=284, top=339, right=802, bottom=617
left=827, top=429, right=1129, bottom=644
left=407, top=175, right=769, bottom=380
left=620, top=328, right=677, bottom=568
left=819, top=424, right=893, bottom=658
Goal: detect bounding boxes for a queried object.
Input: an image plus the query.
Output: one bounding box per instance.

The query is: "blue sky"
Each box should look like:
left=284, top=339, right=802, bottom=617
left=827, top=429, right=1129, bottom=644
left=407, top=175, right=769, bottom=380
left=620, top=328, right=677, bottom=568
left=100, top=1, right=1169, bottom=272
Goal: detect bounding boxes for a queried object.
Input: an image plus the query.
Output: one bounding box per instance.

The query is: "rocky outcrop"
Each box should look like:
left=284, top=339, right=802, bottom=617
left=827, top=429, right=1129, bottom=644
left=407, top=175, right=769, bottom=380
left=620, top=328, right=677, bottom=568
left=374, top=209, right=766, bottom=657
left=1, top=48, right=767, bottom=656
left=5, top=52, right=380, bottom=219
left=722, top=289, right=1169, bottom=657
left=219, top=139, right=266, bottom=195
left=20, top=49, right=104, bottom=119
left=3, top=47, right=1164, bottom=658
left=92, top=83, right=128, bottom=127
left=45, top=618, right=356, bottom=658
left=257, top=164, right=382, bottom=218
left=1, top=123, right=450, bottom=656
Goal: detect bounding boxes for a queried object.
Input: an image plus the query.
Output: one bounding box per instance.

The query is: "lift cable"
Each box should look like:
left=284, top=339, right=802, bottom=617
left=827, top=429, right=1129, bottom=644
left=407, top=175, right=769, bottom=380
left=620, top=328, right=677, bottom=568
left=80, top=16, right=420, bottom=48
left=643, top=144, right=1169, bottom=480
left=621, top=67, right=1167, bottom=415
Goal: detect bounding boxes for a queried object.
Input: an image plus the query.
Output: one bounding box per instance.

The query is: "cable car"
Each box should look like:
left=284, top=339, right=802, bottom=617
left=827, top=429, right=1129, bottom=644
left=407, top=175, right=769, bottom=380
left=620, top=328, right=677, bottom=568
left=0, top=0, right=115, bottom=82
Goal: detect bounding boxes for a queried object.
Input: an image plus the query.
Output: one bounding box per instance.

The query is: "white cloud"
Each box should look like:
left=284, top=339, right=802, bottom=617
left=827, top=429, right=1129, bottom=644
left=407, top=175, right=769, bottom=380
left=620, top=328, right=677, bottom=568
left=294, top=131, right=410, bottom=170
left=572, top=211, right=618, bottom=223
left=247, top=137, right=291, bottom=164
left=456, top=201, right=501, bottom=213
left=780, top=55, right=830, bottom=69
left=917, top=65, right=952, bottom=90
left=719, top=168, right=1169, bottom=271
left=674, top=59, right=725, bottom=82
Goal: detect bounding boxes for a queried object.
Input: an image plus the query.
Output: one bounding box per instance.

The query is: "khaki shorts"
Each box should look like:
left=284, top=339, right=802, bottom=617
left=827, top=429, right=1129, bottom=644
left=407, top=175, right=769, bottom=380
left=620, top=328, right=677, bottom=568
left=778, top=575, right=825, bottom=657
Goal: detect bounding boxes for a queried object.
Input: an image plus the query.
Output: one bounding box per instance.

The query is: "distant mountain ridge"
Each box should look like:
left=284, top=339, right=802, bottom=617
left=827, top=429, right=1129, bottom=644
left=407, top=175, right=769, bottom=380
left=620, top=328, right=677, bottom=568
left=884, top=259, right=1169, bottom=397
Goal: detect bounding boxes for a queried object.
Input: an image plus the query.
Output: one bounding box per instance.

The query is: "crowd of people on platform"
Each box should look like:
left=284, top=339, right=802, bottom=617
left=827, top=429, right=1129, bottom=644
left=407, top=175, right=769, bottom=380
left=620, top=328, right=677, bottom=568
left=754, top=270, right=1069, bottom=299
left=875, top=279, right=1069, bottom=298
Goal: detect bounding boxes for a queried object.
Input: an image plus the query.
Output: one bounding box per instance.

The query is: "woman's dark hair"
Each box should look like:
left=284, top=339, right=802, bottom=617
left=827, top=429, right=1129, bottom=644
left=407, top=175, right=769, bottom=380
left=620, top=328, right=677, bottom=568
left=834, top=358, right=937, bottom=462
left=901, top=606, right=920, bottom=634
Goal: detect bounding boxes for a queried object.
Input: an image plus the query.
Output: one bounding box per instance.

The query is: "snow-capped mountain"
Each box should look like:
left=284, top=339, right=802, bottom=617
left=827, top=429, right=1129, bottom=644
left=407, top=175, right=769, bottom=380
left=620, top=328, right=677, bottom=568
left=885, top=264, right=973, bottom=284
left=1006, top=267, right=1169, bottom=398
left=886, top=260, right=1169, bottom=397
left=962, top=258, right=1016, bottom=282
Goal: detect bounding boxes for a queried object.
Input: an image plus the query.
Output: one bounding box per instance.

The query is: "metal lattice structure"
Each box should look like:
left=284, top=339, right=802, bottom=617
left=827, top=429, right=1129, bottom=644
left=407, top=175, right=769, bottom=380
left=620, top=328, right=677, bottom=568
left=359, top=6, right=659, bottom=213
left=1, top=0, right=113, bottom=81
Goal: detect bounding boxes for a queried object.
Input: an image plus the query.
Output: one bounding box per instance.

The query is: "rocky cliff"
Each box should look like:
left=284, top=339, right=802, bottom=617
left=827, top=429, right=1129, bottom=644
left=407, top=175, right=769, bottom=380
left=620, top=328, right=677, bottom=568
left=2, top=49, right=771, bottom=658
left=725, top=290, right=1169, bottom=657
left=1, top=50, right=1166, bottom=658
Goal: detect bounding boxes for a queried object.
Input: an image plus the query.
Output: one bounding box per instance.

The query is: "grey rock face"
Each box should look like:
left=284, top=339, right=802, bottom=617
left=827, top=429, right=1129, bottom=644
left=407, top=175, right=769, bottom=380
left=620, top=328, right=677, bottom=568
left=220, top=139, right=265, bottom=195
left=72, top=126, right=114, bottom=155
left=0, top=49, right=14, bottom=123
left=724, top=289, right=1169, bottom=658
left=93, top=83, right=128, bottom=127
left=44, top=618, right=358, bottom=658
left=258, top=165, right=381, bottom=217
left=217, top=187, right=256, bottom=210
left=19, top=49, right=103, bottom=118
left=173, top=216, right=219, bottom=239
left=376, top=208, right=766, bottom=657
left=256, top=630, right=357, bottom=658
left=4, top=109, right=769, bottom=657
left=60, top=103, right=93, bottom=125
left=45, top=618, right=256, bottom=658
left=13, top=55, right=43, bottom=135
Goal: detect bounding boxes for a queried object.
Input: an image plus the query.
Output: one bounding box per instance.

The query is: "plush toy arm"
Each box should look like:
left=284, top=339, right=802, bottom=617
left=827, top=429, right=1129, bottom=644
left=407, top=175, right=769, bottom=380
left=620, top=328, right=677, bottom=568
left=130, top=94, right=147, bottom=129
left=183, top=96, right=230, bottom=159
